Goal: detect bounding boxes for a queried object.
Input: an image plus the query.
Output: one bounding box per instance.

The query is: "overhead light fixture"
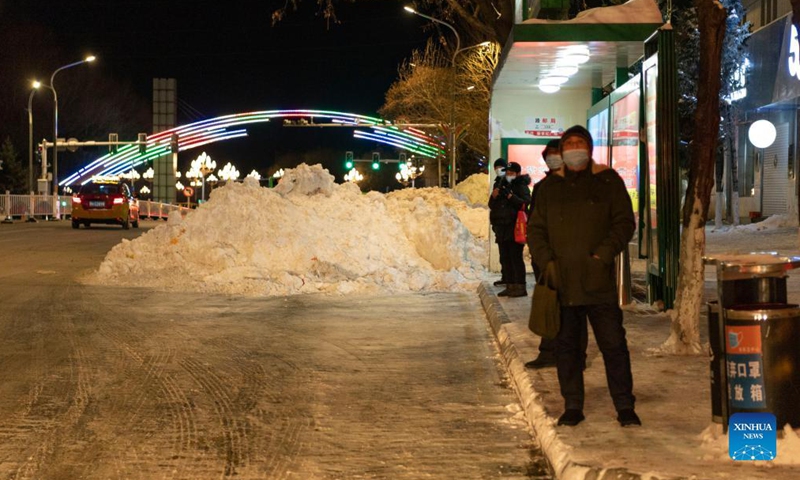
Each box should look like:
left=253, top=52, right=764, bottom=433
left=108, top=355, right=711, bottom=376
left=539, top=76, right=569, bottom=86
left=539, top=84, right=560, bottom=94
left=404, top=6, right=416, bottom=13
left=563, top=53, right=590, bottom=65
left=552, top=65, right=579, bottom=77
left=564, top=45, right=590, bottom=55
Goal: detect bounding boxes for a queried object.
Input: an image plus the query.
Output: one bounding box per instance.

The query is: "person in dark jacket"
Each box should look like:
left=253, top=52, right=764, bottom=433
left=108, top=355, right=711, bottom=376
left=526, top=139, right=567, bottom=368
left=489, top=161, right=532, bottom=297
left=528, top=125, right=640, bottom=427
left=490, top=158, right=510, bottom=287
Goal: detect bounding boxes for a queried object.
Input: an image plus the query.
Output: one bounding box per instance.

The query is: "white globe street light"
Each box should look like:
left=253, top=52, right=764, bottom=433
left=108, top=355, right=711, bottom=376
left=748, top=120, right=777, bottom=149
left=218, top=162, right=240, bottom=182
left=344, top=168, right=363, bottom=183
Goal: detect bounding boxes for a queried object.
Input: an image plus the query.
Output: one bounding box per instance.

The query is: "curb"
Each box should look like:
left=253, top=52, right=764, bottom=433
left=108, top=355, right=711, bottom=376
left=477, top=282, right=681, bottom=480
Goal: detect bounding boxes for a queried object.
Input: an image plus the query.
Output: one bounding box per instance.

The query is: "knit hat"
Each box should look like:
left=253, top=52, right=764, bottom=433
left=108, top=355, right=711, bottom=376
left=542, top=139, right=561, bottom=159
left=506, top=162, right=522, bottom=173
left=493, top=158, right=507, bottom=168
left=560, top=125, right=594, bottom=156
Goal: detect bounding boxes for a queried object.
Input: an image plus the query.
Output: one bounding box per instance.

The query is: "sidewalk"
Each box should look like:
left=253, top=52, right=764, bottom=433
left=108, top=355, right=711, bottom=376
left=478, top=225, right=800, bottom=479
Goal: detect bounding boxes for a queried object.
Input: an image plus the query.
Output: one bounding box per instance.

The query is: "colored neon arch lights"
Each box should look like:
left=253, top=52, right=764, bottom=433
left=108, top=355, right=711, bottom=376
left=61, top=109, right=445, bottom=186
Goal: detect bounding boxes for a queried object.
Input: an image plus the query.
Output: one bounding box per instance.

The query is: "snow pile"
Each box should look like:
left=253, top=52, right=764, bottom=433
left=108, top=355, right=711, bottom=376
left=523, top=0, right=663, bottom=25
left=90, top=164, right=489, bottom=296
left=453, top=173, right=490, bottom=206
left=386, top=186, right=489, bottom=240
left=737, top=214, right=799, bottom=232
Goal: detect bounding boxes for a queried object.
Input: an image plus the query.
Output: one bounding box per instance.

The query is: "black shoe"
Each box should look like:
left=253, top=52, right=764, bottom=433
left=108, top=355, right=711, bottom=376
left=557, top=409, right=585, bottom=426
left=497, top=287, right=512, bottom=296
left=507, top=284, right=527, bottom=297
left=524, top=353, right=556, bottom=369
left=617, top=409, right=641, bottom=427
left=493, top=279, right=508, bottom=286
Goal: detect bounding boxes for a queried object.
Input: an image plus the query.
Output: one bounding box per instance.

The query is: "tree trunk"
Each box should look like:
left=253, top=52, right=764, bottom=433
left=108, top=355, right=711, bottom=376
left=662, top=0, right=727, bottom=354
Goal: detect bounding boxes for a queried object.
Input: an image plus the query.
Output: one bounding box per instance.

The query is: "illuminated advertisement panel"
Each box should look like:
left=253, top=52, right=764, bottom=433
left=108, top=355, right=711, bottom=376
left=611, top=90, right=640, bottom=214
left=644, top=58, right=658, bottom=262
left=508, top=144, right=548, bottom=184
left=588, top=109, right=610, bottom=166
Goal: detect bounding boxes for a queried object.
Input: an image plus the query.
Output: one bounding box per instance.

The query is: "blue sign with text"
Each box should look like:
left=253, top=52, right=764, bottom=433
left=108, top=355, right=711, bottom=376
left=729, top=412, right=776, bottom=461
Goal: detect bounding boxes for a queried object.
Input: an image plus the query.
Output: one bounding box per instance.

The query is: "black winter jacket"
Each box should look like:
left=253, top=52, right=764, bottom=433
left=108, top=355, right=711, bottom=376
left=489, top=174, right=532, bottom=242
left=528, top=162, right=634, bottom=306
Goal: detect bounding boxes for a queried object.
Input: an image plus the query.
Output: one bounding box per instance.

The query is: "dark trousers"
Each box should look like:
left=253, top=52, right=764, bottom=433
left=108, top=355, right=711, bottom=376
left=498, top=240, right=525, bottom=284
left=498, top=240, right=510, bottom=281
left=539, top=329, right=588, bottom=356
left=556, top=303, right=635, bottom=411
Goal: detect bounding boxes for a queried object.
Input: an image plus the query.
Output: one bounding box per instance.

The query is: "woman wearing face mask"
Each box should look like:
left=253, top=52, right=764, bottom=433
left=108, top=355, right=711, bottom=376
left=489, top=161, right=532, bottom=297
left=528, top=125, right=639, bottom=427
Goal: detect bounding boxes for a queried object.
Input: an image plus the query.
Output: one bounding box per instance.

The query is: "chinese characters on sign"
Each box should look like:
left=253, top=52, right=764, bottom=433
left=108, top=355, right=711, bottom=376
left=726, top=326, right=766, bottom=409
left=524, top=117, right=564, bottom=137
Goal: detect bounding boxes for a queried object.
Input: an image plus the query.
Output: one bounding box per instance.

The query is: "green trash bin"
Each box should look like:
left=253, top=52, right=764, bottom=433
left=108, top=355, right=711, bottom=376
left=725, top=303, right=800, bottom=428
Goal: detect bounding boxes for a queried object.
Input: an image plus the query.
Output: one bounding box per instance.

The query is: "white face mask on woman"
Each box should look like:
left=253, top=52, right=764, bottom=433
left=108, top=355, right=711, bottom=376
left=495, top=168, right=506, bottom=177
left=505, top=175, right=516, bottom=183
left=562, top=150, right=590, bottom=169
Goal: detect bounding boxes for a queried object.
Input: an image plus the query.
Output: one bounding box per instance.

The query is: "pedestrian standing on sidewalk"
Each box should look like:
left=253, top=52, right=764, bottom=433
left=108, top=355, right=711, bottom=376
left=489, top=161, right=531, bottom=298
left=525, top=139, right=588, bottom=369
left=528, top=125, right=640, bottom=427
left=490, top=159, right=510, bottom=287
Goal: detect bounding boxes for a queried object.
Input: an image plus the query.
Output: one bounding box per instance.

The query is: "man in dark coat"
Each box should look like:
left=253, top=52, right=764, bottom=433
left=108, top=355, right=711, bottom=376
left=528, top=125, right=640, bottom=427
left=489, top=161, right=532, bottom=297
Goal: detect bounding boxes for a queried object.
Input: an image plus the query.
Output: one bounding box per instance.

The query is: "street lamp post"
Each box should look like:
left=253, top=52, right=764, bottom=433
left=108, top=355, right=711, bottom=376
left=405, top=6, right=460, bottom=187
left=27, top=81, right=41, bottom=194
left=50, top=55, right=95, bottom=218
left=405, top=7, right=486, bottom=188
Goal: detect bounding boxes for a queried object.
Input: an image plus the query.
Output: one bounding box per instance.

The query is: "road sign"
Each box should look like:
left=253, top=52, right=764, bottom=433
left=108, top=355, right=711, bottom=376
left=183, top=186, right=194, bottom=197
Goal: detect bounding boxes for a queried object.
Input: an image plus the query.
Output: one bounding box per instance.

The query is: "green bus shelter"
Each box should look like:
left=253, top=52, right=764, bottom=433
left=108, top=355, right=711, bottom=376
left=489, top=0, right=679, bottom=307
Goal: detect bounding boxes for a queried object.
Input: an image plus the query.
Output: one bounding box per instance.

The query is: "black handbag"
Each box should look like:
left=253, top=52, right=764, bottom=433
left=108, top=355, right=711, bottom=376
left=528, top=262, right=560, bottom=339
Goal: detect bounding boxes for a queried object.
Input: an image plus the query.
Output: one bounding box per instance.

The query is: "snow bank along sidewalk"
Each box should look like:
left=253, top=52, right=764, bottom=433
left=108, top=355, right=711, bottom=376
left=88, top=164, right=490, bottom=297
left=480, top=280, right=800, bottom=479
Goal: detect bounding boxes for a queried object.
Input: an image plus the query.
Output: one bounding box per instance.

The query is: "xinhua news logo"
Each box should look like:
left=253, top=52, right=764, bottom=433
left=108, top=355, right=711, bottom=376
left=729, top=413, right=776, bottom=461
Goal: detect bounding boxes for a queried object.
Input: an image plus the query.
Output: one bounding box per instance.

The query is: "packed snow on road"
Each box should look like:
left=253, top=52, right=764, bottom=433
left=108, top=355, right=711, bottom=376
left=90, top=164, right=490, bottom=296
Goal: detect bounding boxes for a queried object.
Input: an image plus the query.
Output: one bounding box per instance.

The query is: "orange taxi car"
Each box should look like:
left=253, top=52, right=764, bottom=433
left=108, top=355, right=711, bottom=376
left=71, top=178, right=140, bottom=229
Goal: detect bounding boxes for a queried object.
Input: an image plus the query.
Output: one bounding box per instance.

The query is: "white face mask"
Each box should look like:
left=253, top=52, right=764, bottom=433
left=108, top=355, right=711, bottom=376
left=562, top=150, right=590, bottom=169
left=495, top=168, right=505, bottom=177
left=505, top=175, right=516, bottom=183
left=545, top=154, right=564, bottom=170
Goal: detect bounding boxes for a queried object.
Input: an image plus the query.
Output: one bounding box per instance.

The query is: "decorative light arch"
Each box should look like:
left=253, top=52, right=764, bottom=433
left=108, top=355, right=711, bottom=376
left=61, top=109, right=444, bottom=186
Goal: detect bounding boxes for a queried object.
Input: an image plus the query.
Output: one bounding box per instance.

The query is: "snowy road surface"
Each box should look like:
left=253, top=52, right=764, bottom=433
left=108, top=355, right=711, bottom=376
left=0, top=222, right=548, bottom=479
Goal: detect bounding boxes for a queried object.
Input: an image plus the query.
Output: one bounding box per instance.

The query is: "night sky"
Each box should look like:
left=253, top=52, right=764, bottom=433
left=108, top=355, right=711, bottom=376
left=0, top=0, right=431, bottom=182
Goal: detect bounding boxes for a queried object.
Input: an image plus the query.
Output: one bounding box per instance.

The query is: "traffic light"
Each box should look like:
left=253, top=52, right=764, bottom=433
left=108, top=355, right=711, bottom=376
left=138, top=133, right=147, bottom=154
left=170, top=133, right=179, bottom=152
left=345, top=151, right=354, bottom=169
left=108, top=133, right=118, bottom=154
left=371, top=152, right=380, bottom=170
